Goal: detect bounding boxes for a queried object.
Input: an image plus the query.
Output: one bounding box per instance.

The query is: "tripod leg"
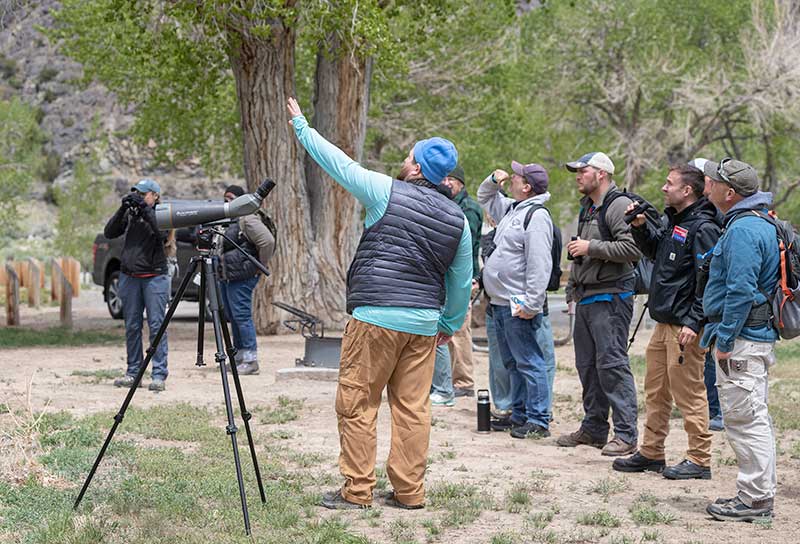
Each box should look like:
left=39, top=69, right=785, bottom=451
left=215, top=277, right=267, bottom=504
left=74, top=258, right=200, bottom=510
left=196, top=263, right=206, bottom=366
left=627, top=300, right=649, bottom=353
left=203, top=259, right=252, bottom=535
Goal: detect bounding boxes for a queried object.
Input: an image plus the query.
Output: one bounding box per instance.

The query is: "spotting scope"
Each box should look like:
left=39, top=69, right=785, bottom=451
left=155, top=179, right=276, bottom=230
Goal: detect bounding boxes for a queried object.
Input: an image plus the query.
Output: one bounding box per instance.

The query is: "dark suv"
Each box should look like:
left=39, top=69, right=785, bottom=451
left=92, top=233, right=201, bottom=319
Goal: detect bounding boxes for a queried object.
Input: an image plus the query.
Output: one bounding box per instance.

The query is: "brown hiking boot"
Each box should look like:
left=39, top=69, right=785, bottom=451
left=556, top=428, right=605, bottom=449
left=601, top=437, right=637, bottom=457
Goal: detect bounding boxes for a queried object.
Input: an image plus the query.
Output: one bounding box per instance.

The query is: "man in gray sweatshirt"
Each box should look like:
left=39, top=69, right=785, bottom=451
left=477, top=161, right=554, bottom=439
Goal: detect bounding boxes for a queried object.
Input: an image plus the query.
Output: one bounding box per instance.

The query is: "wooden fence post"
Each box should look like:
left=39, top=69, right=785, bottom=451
left=27, top=258, right=41, bottom=308
left=51, top=258, right=73, bottom=328
left=51, top=258, right=61, bottom=302
left=5, top=264, right=20, bottom=326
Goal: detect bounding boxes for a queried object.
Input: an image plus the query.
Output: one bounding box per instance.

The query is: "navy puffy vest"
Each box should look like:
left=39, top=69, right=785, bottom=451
left=346, top=180, right=465, bottom=314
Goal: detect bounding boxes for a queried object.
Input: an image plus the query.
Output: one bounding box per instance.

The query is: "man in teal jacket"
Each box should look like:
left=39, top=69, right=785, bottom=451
left=701, top=158, right=779, bottom=522
left=287, top=98, right=472, bottom=510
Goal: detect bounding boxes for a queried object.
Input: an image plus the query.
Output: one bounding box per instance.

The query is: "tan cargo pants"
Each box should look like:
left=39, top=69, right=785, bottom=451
left=715, top=338, right=777, bottom=505
left=449, top=305, right=474, bottom=390
left=639, top=323, right=712, bottom=466
left=336, top=318, right=436, bottom=506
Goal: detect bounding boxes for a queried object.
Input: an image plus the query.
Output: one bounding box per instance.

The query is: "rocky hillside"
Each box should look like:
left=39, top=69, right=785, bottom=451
left=0, top=0, right=241, bottom=241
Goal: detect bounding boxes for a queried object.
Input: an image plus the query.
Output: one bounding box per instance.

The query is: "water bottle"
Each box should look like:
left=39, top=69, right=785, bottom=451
left=477, top=389, right=491, bottom=433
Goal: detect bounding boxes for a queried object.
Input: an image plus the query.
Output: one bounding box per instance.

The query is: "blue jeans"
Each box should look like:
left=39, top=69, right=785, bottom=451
left=491, top=304, right=551, bottom=428
left=430, top=345, right=454, bottom=399
left=118, top=273, right=170, bottom=380
left=704, top=350, right=721, bottom=418
left=536, top=314, right=556, bottom=414
left=487, top=305, right=512, bottom=412
left=219, top=276, right=259, bottom=353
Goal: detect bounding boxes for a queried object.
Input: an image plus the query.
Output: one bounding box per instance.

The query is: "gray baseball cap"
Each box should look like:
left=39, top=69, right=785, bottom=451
left=703, top=158, right=759, bottom=197
left=565, top=151, right=615, bottom=175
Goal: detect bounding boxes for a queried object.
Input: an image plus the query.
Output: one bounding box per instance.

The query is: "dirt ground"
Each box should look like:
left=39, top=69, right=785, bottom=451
left=2, top=287, right=799, bottom=543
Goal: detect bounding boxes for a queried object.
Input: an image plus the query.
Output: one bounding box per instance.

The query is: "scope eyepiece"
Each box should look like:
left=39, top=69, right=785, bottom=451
left=256, top=179, right=276, bottom=199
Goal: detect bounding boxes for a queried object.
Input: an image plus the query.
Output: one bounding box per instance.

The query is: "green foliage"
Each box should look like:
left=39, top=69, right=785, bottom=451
left=0, top=327, right=121, bottom=348
left=53, top=155, right=113, bottom=269
left=0, top=97, right=45, bottom=236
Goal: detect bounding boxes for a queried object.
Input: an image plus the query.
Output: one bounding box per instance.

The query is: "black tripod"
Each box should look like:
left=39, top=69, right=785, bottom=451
left=74, top=226, right=267, bottom=535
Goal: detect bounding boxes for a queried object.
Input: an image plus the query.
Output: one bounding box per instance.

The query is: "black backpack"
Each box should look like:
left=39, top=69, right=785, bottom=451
left=480, top=203, right=563, bottom=292
left=580, top=189, right=658, bottom=295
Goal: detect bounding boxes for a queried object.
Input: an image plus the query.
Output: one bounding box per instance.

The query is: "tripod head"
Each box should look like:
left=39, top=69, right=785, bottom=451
left=195, top=224, right=270, bottom=277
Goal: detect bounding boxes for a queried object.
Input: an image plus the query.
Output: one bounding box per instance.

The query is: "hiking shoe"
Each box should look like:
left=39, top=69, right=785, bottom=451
left=382, top=490, right=424, bottom=510
left=454, top=388, right=475, bottom=398
left=235, top=362, right=260, bottom=375
left=113, top=374, right=141, bottom=388
left=321, top=489, right=370, bottom=510
left=556, top=428, right=606, bottom=449
left=490, top=416, right=517, bottom=431
left=612, top=451, right=665, bottom=473
left=601, top=437, right=637, bottom=457
left=706, top=496, right=773, bottom=522
left=430, top=393, right=455, bottom=407
left=663, top=459, right=711, bottom=480
left=709, top=415, right=724, bottom=432
left=510, top=422, right=550, bottom=439
left=148, top=379, right=166, bottom=392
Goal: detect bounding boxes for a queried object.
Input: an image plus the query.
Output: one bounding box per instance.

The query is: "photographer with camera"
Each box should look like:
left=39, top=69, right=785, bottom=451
left=218, top=185, right=275, bottom=375
left=612, top=164, right=721, bottom=479
left=104, top=179, right=171, bottom=392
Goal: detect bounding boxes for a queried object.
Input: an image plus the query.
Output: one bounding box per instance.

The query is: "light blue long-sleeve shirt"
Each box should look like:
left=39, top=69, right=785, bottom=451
left=292, top=115, right=472, bottom=336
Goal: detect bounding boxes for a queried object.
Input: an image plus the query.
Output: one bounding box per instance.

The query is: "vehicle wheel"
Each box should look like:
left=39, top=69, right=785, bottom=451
left=106, top=270, right=123, bottom=319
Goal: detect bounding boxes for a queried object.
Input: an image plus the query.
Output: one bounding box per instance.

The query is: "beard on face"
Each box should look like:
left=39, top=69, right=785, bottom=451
left=577, top=171, right=598, bottom=195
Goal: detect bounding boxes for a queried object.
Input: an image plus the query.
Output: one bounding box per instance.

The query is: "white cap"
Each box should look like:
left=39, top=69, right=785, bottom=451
left=565, top=152, right=615, bottom=175
left=688, top=158, right=708, bottom=172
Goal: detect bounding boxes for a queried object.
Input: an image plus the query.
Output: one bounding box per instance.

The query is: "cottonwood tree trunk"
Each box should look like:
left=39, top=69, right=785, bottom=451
left=227, top=24, right=370, bottom=333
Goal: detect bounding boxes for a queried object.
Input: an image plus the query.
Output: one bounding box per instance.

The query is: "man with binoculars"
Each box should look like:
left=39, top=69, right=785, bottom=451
left=104, top=178, right=171, bottom=392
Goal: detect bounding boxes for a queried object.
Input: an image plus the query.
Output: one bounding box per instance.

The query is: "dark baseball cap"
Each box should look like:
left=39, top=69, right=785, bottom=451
left=703, top=158, right=759, bottom=197
left=447, top=164, right=465, bottom=184
left=511, top=161, right=549, bottom=194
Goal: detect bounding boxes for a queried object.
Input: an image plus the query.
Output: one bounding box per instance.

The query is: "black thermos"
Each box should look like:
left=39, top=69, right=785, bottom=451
left=477, top=389, right=491, bottom=433
left=567, top=236, right=583, bottom=264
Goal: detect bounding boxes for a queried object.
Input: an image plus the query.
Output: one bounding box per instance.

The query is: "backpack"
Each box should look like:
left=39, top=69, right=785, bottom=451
left=255, top=208, right=278, bottom=242
left=580, top=188, right=659, bottom=295
left=523, top=204, right=563, bottom=292
left=480, top=203, right=563, bottom=292
left=728, top=209, right=800, bottom=339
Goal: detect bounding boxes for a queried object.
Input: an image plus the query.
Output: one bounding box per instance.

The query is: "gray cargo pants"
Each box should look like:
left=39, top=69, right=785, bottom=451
left=715, top=339, right=777, bottom=506
left=573, top=295, right=639, bottom=444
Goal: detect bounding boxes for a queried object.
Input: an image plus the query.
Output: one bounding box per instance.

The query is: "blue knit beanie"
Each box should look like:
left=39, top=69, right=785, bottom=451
left=412, top=137, right=458, bottom=185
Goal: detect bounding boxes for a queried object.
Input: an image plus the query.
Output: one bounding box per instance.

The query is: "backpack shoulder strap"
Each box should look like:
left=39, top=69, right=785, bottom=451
left=597, top=189, right=625, bottom=241
left=523, top=203, right=547, bottom=230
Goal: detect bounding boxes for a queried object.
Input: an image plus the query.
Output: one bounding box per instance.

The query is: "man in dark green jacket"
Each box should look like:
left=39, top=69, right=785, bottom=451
left=429, top=165, right=483, bottom=403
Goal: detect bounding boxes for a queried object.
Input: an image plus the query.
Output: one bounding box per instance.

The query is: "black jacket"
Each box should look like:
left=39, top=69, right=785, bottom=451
left=631, top=197, right=721, bottom=332
left=104, top=205, right=168, bottom=276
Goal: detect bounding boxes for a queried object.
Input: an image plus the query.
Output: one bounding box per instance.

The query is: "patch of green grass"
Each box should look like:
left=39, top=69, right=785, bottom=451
left=253, top=395, right=304, bottom=424
left=642, top=529, right=662, bottom=541
left=375, top=466, right=389, bottom=491
left=768, top=379, right=800, bottom=431
left=0, top=327, right=122, bottom=348
left=525, top=507, right=557, bottom=530
left=505, top=482, right=532, bottom=513
left=609, top=535, right=636, bottom=544
left=588, top=475, right=629, bottom=501
left=491, top=532, right=520, bottom=544
left=576, top=509, right=621, bottom=527
left=421, top=517, right=440, bottom=538
left=630, top=355, right=647, bottom=377
left=629, top=494, right=676, bottom=526
left=428, top=481, right=494, bottom=528
left=71, top=368, right=124, bottom=383
left=387, top=519, right=417, bottom=544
